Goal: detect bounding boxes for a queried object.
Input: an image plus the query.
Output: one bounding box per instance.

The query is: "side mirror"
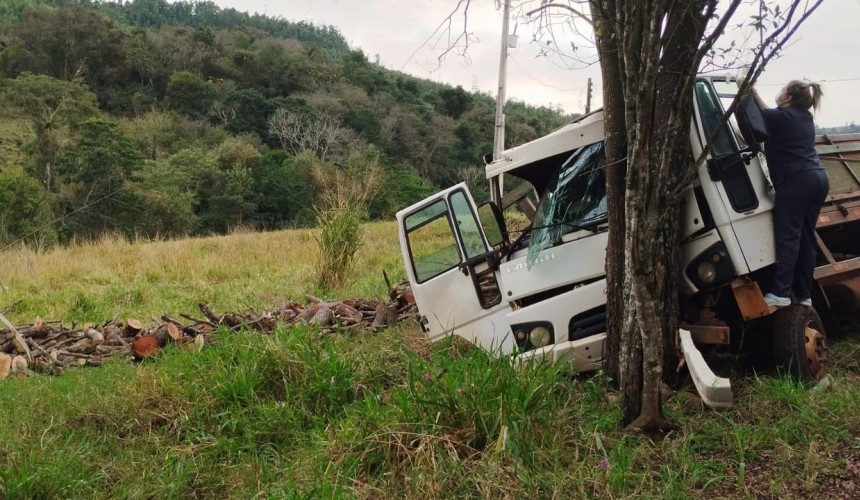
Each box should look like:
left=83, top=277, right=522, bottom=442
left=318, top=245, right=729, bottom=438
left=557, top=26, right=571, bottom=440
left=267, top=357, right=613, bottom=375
left=735, top=95, right=769, bottom=153
left=477, top=202, right=508, bottom=247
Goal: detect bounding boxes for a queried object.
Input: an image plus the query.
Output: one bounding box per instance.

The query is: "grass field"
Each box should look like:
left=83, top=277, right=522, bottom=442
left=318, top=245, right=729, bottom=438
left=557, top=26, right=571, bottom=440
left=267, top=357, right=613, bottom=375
left=0, top=222, right=405, bottom=325
left=0, top=223, right=858, bottom=498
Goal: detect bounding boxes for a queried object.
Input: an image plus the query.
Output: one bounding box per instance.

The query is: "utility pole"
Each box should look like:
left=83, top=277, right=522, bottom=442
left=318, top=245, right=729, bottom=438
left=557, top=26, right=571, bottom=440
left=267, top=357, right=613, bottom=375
left=586, top=77, right=593, bottom=114
left=490, top=0, right=511, bottom=206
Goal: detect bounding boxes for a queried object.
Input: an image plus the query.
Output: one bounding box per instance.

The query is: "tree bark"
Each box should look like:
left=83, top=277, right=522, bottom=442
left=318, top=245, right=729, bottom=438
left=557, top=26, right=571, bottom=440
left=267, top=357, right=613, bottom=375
left=591, top=0, right=710, bottom=430
left=591, top=0, right=646, bottom=421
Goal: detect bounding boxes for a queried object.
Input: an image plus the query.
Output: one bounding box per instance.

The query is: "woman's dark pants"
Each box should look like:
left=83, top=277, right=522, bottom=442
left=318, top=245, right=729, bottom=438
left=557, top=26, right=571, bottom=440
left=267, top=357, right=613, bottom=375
left=772, top=168, right=830, bottom=301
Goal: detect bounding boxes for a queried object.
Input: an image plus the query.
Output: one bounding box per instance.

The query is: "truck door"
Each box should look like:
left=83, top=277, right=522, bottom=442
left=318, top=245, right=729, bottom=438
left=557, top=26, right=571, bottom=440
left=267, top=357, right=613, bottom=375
left=692, top=77, right=776, bottom=274
left=396, top=183, right=514, bottom=352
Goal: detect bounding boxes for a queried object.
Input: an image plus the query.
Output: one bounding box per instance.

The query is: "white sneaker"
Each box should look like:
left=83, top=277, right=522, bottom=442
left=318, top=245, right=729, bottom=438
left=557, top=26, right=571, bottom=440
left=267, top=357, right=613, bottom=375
left=764, top=293, right=791, bottom=309
left=798, top=298, right=812, bottom=307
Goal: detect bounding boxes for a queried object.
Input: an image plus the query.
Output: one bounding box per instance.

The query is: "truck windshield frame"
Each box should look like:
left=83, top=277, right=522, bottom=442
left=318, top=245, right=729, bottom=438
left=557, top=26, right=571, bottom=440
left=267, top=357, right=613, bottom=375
left=527, top=141, right=606, bottom=265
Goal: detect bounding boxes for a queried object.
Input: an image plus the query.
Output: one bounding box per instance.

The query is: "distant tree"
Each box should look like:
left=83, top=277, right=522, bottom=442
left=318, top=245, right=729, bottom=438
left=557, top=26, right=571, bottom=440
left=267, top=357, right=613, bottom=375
left=54, top=118, right=141, bottom=240
left=165, top=70, right=215, bottom=119
left=437, top=85, right=473, bottom=119
left=249, top=150, right=317, bottom=229
left=0, top=73, right=99, bottom=190
left=221, top=88, right=275, bottom=142
left=0, top=164, right=56, bottom=248
left=268, top=108, right=358, bottom=163
left=7, top=4, right=127, bottom=96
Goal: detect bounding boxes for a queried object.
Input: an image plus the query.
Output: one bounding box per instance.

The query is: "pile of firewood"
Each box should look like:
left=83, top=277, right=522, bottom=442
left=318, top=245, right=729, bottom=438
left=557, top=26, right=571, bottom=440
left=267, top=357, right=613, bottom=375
left=0, top=285, right=416, bottom=379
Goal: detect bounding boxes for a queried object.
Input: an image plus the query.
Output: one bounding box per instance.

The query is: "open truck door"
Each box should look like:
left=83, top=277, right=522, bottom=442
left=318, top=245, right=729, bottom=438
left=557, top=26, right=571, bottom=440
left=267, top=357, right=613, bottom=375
left=396, top=183, right=514, bottom=353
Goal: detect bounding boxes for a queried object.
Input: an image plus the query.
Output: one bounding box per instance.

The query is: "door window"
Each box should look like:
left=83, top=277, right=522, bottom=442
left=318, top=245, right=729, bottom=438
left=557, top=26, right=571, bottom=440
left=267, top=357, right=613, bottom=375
left=695, top=79, right=758, bottom=213
left=404, top=200, right=462, bottom=283
left=450, top=190, right=489, bottom=259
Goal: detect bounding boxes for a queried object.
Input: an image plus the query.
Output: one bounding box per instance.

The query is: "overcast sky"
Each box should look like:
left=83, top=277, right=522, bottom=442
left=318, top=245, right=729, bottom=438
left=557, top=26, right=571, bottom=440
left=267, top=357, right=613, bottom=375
left=210, top=0, right=859, bottom=128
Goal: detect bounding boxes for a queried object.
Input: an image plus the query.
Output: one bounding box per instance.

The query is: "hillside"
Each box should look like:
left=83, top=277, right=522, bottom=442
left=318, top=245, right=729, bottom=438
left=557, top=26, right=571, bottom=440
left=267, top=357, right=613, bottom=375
left=0, top=0, right=572, bottom=248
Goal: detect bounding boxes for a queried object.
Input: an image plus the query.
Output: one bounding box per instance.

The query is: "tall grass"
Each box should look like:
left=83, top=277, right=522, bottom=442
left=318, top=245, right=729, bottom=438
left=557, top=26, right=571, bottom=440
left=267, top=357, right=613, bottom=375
left=0, top=222, right=403, bottom=325
left=311, top=151, right=383, bottom=291
left=0, top=223, right=858, bottom=498
left=0, top=321, right=857, bottom=498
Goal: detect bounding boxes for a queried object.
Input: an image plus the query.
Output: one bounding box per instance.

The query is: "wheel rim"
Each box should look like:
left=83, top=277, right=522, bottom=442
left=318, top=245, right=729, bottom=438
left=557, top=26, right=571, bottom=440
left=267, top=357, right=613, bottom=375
left=803, top=321, right=828, bottom=379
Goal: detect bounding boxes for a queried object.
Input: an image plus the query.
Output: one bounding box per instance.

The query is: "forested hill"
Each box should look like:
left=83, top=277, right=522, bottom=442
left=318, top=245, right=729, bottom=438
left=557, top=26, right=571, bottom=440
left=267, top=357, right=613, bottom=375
left=0, top=0, right=571, bottom=247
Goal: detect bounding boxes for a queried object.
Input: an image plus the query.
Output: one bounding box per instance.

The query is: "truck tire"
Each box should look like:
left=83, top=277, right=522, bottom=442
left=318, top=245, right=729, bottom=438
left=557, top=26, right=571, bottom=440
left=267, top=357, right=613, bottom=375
left=771, top=305, right=828, bottom=382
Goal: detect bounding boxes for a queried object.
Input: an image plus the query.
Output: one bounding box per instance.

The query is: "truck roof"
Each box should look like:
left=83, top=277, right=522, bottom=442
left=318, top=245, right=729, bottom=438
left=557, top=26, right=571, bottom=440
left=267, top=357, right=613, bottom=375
left=485, top=110, right=605, bottom=180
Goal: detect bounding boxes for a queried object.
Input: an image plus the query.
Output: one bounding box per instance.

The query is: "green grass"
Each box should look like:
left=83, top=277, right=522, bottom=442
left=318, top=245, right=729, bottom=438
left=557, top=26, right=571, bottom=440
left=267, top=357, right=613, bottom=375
left=0, top=324, right=857, bottom=498
left=0, top=222, right=405, bottom=325
left=0, top=223, right=858, bottom=498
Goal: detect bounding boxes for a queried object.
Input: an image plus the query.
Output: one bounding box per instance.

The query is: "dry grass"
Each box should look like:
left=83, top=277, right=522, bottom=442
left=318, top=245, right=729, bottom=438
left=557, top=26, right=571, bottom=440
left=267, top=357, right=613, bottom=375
left=0, top=221, right=404, bottom=325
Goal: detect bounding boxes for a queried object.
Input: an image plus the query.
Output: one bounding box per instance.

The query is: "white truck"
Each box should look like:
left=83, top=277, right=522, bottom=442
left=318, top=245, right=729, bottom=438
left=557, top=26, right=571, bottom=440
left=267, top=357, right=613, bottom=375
left=395, top=76, right=860, bottom=406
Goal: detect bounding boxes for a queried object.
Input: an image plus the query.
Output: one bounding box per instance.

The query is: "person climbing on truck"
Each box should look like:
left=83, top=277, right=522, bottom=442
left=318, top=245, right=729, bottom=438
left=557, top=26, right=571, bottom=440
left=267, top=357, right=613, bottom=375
left=753, top=80, right=829, bottom=310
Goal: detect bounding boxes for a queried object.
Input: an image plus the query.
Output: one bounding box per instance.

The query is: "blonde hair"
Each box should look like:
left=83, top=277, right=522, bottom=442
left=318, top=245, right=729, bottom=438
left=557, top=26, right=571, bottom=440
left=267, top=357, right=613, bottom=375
left=785, top=80, right=823, bottom=111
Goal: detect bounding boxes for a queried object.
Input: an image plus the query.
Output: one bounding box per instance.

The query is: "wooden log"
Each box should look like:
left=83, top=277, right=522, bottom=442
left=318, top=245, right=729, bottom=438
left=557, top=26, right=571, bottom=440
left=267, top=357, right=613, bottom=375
left=0, top=352, right=10, bottom=379
left=11, top=355, right=27, bottom=373
left=85, top=328, right=104, bottom=346
left=374, top=302, right=399, bottom=330
left=332, top=302, right=363, bottom=324
left=95, top=344, right=129, bottom=355
left=166, top=322, right=183, bottom=342
left=311, top=305, right=333, bottom=326
left=132, top=336, right=158, bottom=360
left=104, top=331, right=125, bottom=346
left=153, top=327, right=169, bottom=347
left=103, top=324, right=123, bottom=339
left=198, top=303, right=221, bottom=325
left=66, top=338, right=95, bottom=354
left=124, top=319, right=144, bottom=337
left=0, top=312, right=32, bottom=363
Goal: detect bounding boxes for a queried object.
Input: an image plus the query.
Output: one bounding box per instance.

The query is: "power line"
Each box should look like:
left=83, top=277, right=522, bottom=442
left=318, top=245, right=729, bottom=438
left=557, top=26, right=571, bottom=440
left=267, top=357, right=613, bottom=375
left=508, top=54, right=583, bottom=93
left=757, top=77, right=860, bottom=86
left=0, top=187, right=124, bottom=254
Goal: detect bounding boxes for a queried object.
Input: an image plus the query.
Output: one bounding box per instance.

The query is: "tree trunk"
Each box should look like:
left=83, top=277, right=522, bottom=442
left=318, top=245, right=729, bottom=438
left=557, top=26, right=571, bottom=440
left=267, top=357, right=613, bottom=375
left=591, top=0, right=708, bottom=430
left=592, top=1, right=628, bottom=391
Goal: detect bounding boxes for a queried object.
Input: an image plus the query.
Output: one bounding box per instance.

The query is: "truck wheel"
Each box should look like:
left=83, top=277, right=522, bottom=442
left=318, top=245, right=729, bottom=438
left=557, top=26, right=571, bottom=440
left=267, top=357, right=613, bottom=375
left=771, top=305, right=828, bottom=381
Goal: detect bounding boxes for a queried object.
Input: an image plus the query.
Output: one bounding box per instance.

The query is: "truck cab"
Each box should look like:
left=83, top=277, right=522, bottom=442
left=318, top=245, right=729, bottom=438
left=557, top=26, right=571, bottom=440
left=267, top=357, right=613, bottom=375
left=396, top=75, right=859, bottom=404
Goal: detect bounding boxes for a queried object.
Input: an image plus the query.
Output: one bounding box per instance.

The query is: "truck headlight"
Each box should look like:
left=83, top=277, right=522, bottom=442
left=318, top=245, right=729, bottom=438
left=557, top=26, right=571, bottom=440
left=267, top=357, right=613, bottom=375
left=697, top=261, right=717, bottom=284
left=529, top=326, right=552, bottom=348
left=685, top=242, right=735, bottom=291
left=512, top=322, right=554, bottom=351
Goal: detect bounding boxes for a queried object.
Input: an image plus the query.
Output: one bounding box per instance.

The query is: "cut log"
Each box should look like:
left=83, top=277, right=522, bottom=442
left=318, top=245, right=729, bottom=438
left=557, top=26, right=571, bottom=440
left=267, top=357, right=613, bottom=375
left=311, top=305, right=334, bottom=326
left=85, top=328, right=105, bottom=346
left=166, top=322, right=182, bottom=342
left=11, top=355, right=28, bottom=373
left=132, top=336, right=159, bottom=360
left=372, top=302, right=399, bottom=330
left=104, top=331, right=125, bottom=346
left=0, top=352, right=11, bottom=379
left=124, top=319, right=144, bottom=337
left=332, top=302, right=363, bottom=324
left=153, top=328, right=170, bottom=347
left=0, top=312, right=32, bottom=363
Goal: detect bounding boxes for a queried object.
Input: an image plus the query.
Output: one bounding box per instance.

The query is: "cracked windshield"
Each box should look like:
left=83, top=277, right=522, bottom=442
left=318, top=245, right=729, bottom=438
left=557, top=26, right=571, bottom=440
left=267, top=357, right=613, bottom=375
left=527, top=141, right=606, bottom=268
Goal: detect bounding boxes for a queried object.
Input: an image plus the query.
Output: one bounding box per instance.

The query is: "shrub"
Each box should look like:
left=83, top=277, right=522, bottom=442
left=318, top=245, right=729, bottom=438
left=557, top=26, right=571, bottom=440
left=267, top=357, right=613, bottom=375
left=312, top=150, right=382, bottom=290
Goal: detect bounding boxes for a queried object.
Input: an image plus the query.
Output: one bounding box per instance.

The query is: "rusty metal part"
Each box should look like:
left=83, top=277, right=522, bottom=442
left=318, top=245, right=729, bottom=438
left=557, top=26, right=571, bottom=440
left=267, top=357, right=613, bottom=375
left=681, top=296, right=730, bottom=345
left=680, top=323, right=730, bottom=345
left=804, top=324, right=828, bottom=380
left=823, top=275, right=860, bottom=312
left=731, top=278, right=771, bottom=320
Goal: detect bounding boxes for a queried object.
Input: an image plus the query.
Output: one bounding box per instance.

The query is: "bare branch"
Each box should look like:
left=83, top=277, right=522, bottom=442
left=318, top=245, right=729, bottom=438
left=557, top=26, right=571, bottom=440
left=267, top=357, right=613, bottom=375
left=526, top=2, right=594, bottom=26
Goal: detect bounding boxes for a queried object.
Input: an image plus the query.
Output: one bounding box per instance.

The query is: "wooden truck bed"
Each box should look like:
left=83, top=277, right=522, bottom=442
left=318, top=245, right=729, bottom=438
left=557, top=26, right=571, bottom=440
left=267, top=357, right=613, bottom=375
left=813, top=134, right=860, bottom=301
